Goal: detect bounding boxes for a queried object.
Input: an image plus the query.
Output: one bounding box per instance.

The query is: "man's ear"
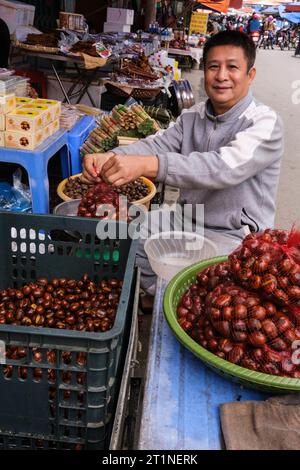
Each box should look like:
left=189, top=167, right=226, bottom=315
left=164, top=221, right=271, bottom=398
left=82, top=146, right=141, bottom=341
left=248, top=67, right=256, bottom=84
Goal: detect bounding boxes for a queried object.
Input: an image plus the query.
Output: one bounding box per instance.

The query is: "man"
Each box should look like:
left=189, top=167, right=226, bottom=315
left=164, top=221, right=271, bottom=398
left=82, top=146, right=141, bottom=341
left=83, top=31, right=283, bottom=294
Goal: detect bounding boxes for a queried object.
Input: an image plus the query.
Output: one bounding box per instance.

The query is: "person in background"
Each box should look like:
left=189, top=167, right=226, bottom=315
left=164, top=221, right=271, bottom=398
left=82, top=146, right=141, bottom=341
left=248, top=13, right=261, bottom=34
left=264, top=15, right=276, bottom=48
left=0, top=18, right=11, bottom=68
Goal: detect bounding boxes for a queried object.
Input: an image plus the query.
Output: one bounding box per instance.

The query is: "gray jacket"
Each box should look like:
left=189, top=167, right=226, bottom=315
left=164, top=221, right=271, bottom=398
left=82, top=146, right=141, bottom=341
left=113, top=92, right=284, bottom=237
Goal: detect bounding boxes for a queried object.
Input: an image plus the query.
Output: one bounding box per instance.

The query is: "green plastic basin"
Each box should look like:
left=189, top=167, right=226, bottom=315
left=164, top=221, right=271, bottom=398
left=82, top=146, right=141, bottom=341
left=163, top=256, right=300, bottom=393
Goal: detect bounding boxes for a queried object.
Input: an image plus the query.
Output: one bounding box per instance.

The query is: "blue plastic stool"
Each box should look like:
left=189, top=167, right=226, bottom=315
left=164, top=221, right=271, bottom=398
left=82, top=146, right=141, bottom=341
left=0, top=129, right=69, bottom=214
left=67, top=115, right=96, bottom=175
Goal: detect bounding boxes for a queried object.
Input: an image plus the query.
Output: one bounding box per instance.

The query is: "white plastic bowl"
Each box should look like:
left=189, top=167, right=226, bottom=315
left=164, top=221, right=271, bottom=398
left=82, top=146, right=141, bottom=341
left=144, top=231, right=217, bottom=281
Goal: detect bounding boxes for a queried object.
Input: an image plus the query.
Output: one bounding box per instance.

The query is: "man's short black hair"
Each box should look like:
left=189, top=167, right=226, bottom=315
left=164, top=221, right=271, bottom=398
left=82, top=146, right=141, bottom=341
left=203, top=30, right=256, bottom=72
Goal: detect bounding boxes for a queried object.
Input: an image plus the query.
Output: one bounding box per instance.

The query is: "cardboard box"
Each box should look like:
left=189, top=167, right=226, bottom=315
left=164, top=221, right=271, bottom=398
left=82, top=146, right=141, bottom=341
left=0, top=0, right=35, bottom=33
left=0, top=114, right=5, bottom=131
left=43, top=123, right=51, bottom=141
left=16, top=97, right=33, bottom=107
left=32, top=98, right=61, bottom=120
left=106, top=7, right=134, bottom=25
left=0, top=93, right=16, bottom=114
left=0, top=131, right=4, bottom=146
left=51, top=119, right=60, bottom=135
left=6, top=109, right=45, bottom=133
left=5, top=129, right=44, bottom=150
left=103, top=22, right=131, bottom=33
left=19, top=104, right=52, bottom=126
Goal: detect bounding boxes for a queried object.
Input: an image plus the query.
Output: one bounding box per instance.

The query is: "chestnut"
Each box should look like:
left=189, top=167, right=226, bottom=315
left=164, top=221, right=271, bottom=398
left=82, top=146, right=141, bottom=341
left=249, top=331, right=267, bottom=347
left=215, top=351, right=226, bottom=359
left=261, top=319, right=278, bottom=339
left=287, top=286, right=300, bottom=301
left=222, top=306, right=233, bottom=321
left=273, top=289, right=289, bottom=305
left=215, top=320, right=230, bottom=338
left=234, top=304, right=248, bottom=320
left=276, top=315, right=292, bottom=333
left=262, top=363, right=280, bottom=376
left=269, top=338, right=287, bottom=351
left=241, top=357, right=258, bottom=371
left=231, top=331, right=247, bottom=343
left=207, top=338, right=218, bottom=351
left=214, top=294, right=232, bottom=308
left=263, top=302, right=277, bottom=317
left=261, top=274, right=277, bottom=295
left=219, top=338, right=233, bottom=354
left=248, top=318, right=262, bottom=331
left=228, top=345, right=244, bottom=364
left=250, top=305, right=266, bottom=321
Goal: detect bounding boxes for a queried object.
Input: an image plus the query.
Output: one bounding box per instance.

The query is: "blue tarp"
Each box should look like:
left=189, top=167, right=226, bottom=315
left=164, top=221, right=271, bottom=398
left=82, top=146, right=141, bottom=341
left=279, top=4, right=300, bottom=24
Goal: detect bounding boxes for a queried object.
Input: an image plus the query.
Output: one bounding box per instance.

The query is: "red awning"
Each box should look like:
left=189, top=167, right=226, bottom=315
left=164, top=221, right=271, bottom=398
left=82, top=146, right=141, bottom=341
left=285, top=5, right=300, bottom=12
left=229, top=0, right=243, bottom=9
left=196, top=0, right=230, bottom=13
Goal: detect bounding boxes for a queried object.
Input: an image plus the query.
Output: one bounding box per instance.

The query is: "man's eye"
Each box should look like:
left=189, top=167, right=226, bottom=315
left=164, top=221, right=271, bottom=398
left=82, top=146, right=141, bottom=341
left=229, top=65, right=238, bottom=69
left=209, top=65, right=218, bottom=69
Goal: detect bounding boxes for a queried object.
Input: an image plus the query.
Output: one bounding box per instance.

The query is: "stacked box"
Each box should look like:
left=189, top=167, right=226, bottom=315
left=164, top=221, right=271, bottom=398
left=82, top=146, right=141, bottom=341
left=5, top=98, right=62, bottom=150
left=15, top=97, right=33, bottom=107
left=0, top=93, right=16, bottom=114
left=33, top=99, right=61, bottom=121
left=104, top=7, right=134, bottom=33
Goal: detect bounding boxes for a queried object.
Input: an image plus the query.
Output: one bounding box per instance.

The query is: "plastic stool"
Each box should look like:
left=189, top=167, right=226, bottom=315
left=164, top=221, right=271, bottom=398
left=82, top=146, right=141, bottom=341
left=67, top=115, right=96, bottom=175
left=0, top=129, right=69, bottom=213
left=14, top=69, right=47, bottom=98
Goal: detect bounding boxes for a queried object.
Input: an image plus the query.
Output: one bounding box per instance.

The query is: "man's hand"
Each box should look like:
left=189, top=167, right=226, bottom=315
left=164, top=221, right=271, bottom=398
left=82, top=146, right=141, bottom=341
left=82, top=152, right=115, bottom=183
left=101, top=154, right=159, bottom=186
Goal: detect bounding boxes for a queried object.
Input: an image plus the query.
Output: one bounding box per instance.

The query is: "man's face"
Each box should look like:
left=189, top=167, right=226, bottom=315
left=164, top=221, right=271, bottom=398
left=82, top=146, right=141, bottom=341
left=204, top=45, right=256, bottom=114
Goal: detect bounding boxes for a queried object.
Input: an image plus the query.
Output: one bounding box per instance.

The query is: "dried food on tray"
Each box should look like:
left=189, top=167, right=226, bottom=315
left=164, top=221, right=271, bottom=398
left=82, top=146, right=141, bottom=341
left=25, top=32, right=60, bottom=48
left=69, top=40, right=99, bottom=57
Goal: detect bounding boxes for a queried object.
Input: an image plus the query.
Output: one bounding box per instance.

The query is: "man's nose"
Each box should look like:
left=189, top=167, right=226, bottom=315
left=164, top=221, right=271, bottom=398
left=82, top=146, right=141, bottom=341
left=215, top=65, right=228, bottom=81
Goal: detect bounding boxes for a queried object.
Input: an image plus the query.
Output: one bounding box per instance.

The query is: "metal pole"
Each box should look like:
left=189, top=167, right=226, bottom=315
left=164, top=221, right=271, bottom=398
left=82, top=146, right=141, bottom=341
left=51, top=63, right=71, bottom=104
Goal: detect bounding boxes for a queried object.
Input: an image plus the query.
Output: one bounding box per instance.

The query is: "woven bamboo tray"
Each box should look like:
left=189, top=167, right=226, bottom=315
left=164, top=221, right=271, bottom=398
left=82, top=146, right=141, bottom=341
left=15, top=40, right=59, bottom=54
left=105, top=81, right=161, bottom=99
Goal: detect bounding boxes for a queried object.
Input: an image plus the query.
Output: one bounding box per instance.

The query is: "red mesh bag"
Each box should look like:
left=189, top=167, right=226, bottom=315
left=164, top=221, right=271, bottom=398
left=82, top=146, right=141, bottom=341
left=202, top=282, right=300, bottom=378
left=229, top=228, right=300, bottom=311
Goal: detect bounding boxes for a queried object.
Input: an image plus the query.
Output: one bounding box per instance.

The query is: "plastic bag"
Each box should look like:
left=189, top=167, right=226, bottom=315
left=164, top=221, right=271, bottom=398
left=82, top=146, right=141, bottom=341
left=0, top=169, right=31, bottom=212
left=58, top=30, right=80, bottom=54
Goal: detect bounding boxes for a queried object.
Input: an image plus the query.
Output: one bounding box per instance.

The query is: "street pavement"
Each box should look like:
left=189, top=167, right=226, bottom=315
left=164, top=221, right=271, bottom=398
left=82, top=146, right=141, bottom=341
left=183, top=48, right=300, bottom=230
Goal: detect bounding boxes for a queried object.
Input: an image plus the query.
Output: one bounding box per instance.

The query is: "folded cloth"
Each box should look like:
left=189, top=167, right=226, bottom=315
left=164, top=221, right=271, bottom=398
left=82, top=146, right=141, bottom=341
left=220, top=394, right=300, bottom=450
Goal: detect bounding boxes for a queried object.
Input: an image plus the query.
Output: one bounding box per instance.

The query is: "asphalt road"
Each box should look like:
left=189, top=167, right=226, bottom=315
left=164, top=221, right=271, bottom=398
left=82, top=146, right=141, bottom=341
left=184, top=48, right=300, bottom=230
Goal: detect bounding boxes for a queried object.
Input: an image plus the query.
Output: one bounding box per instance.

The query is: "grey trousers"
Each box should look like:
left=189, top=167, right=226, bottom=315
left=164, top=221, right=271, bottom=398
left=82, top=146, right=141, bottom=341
left=135, top=208, right=248, bottom=293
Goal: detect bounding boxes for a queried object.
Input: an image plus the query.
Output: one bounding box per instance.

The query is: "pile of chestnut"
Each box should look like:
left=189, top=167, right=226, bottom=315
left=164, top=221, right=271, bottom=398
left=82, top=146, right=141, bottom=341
left=77, top=182, right=120, bottom=219
left=177, top=229, right=300, bottom=378
left=64, top=176, right=149, bottom=203
left=0, top=274, right=122, bottom=332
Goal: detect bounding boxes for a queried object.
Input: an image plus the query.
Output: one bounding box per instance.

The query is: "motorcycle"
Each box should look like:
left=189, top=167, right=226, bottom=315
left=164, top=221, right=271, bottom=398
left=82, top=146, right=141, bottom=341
left=277, top=29, right=290, bottom=50
left=250, top=31, right=261, bottom=48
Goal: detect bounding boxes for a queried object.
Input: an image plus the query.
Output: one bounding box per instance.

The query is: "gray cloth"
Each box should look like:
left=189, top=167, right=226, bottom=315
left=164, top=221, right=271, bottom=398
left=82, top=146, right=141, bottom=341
left=220, top=394, right=300, bottom=450
left=114, top=91, right=284, bottom=234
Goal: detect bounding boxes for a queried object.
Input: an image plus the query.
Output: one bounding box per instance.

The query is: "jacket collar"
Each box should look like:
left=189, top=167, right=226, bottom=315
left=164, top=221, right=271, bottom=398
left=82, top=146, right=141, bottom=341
left=205, top=91, right=253, bottom=122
